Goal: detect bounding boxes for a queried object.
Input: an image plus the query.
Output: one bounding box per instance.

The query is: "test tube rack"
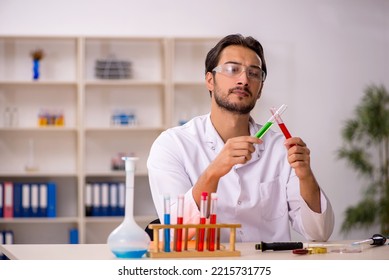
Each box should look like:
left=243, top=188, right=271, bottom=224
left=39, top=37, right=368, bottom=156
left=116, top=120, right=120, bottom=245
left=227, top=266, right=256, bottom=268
left=147, top=223, right=241, bottom=258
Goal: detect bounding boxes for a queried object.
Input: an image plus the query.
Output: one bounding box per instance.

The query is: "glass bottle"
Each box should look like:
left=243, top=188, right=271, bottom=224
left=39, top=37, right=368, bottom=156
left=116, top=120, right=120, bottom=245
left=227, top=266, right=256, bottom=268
left=107, top=157, right=150, bottom=258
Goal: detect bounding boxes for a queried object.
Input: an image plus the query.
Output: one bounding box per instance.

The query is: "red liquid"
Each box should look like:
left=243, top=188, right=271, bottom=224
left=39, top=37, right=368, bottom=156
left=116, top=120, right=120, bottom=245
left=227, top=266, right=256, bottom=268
left=278, top=123, right=292, bottom=139
left=175, top=216, right=183, bottom=252
left=208, top=214, right=217, bottom=251
left=197, top=217, right=206, bottom=251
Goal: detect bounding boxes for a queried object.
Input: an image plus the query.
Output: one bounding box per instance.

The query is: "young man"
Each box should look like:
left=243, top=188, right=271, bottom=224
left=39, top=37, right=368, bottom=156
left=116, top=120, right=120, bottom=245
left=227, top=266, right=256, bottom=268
left=147, top=34, right=334, bottom=242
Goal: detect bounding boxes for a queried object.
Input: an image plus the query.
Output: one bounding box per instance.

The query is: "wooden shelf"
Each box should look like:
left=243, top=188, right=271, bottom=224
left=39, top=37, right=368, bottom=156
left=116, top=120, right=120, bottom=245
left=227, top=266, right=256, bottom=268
left=0, top=217, right=79, bottom=224
left=0, top=81, right=77, bottom=86
left=0, top=35, right=220, bottom=244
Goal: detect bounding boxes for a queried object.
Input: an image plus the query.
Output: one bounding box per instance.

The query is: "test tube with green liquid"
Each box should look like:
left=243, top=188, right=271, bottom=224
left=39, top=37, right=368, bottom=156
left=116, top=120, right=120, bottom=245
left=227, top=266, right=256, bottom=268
left=255, top=104, right=287, bottom=138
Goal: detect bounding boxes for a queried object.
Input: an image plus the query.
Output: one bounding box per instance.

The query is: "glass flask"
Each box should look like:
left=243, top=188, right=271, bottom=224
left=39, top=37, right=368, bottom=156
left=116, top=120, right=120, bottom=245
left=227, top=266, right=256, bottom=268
left=107, top=157, right=151, bottom=258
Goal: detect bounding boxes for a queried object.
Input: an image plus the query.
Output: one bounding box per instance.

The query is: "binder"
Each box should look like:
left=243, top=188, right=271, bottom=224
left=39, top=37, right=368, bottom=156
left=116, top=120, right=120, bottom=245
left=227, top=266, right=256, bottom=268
left=0, top=183, right=3, bottom=218
left=22, top=183, right=31, bottom=217
left=3, top=182, right=14, bottom=218
left=92, top=183, right=101, bottom=216
left=30, top=183, right=39, bottom=217
left=13, top=183, right=23, bottom=218
left=109, top=183, right=119, bottom=216
left=39, top=183, right=48, bottom=217
left=69, top=228, right=79, bottom=244
left=85, top=183, right=92, bottom=217
left=0, top=231, right=4, bottom=260
left=100, top=183, right=109, bottom=216
left=4, top=230, right=14, bottom=244
left=47, top=182, right=57, bottom=218
left=118, top=182, right=125, bottom=216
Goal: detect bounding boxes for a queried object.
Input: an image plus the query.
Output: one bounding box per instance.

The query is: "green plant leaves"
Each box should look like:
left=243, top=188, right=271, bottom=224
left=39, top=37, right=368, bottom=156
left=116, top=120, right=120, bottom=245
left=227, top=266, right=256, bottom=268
left=341, top=199, right=377, bottom=233
left=337, top=84, right=389, bottom=236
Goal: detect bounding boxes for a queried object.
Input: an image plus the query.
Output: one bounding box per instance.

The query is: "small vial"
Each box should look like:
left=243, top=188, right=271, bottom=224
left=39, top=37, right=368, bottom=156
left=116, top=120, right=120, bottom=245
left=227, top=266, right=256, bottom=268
left=119, top=110, right=128, bottom=126
left=55, top=110, right=65, bottom=126
left=38, top=109, right=47, bottom=127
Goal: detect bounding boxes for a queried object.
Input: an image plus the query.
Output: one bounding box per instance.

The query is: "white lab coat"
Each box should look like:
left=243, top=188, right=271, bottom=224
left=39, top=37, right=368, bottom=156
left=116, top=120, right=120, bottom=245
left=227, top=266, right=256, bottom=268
left=147, top=114, right=334, bottom=242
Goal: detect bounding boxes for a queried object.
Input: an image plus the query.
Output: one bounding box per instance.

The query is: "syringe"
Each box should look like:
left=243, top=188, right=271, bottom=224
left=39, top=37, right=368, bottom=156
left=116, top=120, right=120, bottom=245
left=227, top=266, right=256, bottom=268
left=255, top=104, right=287, bottom=138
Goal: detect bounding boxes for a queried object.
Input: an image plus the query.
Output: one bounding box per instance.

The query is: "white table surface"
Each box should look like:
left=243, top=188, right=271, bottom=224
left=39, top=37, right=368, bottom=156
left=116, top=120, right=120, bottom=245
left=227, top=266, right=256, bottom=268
left=1, top=241, right=388, bottom=260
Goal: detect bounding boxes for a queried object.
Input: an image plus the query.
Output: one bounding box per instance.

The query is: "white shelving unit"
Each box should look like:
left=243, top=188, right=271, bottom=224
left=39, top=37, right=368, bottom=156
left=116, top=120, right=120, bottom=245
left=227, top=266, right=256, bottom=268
left=0, top=35, right=219, bottom=244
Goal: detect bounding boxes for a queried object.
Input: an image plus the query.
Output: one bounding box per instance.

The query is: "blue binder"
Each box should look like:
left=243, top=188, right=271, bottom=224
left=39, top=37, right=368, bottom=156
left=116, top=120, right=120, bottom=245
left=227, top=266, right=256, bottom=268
left=69, top=228, right=79, bottom=244
left=13, top=183, right=23, bottom=218
left=47, top=182, right=57, bottom=218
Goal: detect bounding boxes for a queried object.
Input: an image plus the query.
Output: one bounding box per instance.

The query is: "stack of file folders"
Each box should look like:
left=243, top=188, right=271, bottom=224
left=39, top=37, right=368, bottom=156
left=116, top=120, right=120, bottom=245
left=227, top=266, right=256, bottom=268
left=0, top=181, right=56, bottom=218
left=85, top=182, right=125, bottom=217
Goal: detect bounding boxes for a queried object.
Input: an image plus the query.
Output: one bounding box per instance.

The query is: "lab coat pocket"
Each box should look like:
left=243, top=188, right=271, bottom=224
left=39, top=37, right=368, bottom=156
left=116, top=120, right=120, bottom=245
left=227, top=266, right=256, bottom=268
left=258, top=178, right=287, bottom=221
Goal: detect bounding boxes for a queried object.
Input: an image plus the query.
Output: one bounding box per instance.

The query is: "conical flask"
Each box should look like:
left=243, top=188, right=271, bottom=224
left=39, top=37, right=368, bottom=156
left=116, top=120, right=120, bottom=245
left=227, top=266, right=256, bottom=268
left=107, top=157, right=151, bottom=258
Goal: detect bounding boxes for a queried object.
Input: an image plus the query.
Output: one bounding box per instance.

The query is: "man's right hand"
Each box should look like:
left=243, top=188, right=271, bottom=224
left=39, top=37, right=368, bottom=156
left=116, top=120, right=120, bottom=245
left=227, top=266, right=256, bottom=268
left=208, top=136, right=262, bottom=179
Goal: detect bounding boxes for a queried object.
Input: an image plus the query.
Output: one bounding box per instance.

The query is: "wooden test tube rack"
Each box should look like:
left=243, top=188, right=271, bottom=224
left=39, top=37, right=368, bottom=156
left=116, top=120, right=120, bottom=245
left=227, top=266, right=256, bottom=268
left=147, top=223, right=241, bottom=258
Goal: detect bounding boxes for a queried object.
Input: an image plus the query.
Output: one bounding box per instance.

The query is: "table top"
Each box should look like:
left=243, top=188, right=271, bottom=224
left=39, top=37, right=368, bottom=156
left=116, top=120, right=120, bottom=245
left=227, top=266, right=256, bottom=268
left=1, top=241, right=388, bottom=260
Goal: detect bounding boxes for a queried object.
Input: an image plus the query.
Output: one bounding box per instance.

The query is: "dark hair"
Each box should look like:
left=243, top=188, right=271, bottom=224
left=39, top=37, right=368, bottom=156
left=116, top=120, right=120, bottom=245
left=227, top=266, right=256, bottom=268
left=205, top=34, right=267, bottom=77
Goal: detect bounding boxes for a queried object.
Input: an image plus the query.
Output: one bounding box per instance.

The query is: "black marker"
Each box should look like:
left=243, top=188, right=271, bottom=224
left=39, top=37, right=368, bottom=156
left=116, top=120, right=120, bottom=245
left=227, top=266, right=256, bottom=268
left=255, top=241, right=304, bottom=251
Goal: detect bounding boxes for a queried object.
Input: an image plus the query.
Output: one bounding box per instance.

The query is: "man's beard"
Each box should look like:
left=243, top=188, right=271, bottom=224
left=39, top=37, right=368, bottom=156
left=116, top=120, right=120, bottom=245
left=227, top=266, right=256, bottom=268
left=213, top=85, right=258, bottom=115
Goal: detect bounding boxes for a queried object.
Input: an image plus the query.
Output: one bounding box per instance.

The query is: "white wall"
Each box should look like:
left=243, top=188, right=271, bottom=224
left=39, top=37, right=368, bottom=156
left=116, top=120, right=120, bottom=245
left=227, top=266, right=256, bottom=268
left=1, top=0, right=389, bottom=241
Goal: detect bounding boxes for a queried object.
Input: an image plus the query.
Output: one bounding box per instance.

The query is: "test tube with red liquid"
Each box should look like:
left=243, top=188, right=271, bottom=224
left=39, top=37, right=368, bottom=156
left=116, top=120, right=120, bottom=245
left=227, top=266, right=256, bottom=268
left=255, top=104, right=287, bottom=138
left=175, top=194, right=184, bottom=252
left=270, top=105, right=292, bottom=139
left=207, top=193, right=218, bottom=251
left=197, top=192, right=208, bottom=251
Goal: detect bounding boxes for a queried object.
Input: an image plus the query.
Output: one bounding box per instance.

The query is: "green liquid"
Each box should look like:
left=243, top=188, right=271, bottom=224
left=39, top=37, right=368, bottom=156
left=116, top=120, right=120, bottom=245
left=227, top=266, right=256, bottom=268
left=255, top=121, right=273, bottom=138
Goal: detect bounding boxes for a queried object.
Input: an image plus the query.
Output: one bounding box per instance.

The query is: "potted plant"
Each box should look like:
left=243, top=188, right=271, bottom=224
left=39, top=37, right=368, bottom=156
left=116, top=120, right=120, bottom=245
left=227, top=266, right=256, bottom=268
left=337, top=84, right=389, bottom=236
